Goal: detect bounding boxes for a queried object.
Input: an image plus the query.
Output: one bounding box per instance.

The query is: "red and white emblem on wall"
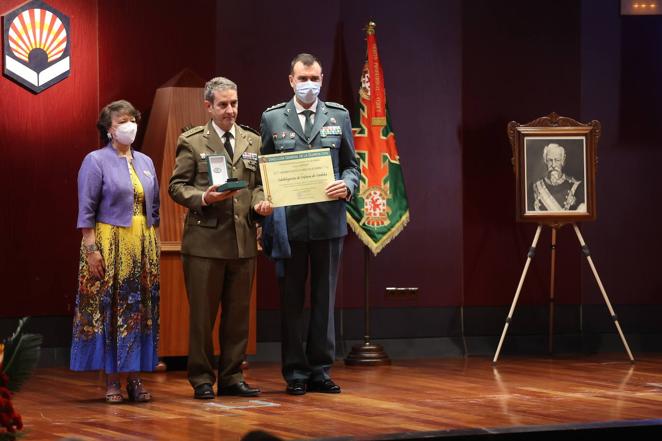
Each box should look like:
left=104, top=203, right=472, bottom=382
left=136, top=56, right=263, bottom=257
left=3, top=0, right=70, bottom=93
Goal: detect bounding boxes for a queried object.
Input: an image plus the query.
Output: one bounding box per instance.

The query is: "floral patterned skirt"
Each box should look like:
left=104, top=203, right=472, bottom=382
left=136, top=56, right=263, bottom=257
left=70, top=215, right=159, bottom=373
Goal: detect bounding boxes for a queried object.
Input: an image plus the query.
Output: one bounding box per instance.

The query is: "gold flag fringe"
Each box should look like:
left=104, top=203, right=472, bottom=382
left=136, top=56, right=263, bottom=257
left=346, top=211, right=410, bottom=256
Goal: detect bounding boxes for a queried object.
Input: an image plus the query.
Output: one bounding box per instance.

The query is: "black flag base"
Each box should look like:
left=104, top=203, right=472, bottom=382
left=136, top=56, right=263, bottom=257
left=344, top=338, right=391, bottom=366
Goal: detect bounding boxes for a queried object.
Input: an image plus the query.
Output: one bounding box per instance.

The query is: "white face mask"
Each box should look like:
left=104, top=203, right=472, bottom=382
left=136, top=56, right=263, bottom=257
left=113, top=121, right=137, bottom=145
left=295, top=81, right=321, bottom=104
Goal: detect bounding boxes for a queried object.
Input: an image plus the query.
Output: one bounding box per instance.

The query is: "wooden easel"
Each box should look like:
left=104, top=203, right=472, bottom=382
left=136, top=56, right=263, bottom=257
left=492, top=222, right=634, bottom=363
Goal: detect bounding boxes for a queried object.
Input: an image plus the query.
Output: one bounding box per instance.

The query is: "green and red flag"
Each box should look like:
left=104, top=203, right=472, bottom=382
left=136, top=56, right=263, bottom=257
left=347, top=22, right=410, bottom=255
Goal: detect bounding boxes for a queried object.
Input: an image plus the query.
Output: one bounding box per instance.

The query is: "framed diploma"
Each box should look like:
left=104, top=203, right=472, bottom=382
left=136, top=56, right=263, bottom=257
left=259, top=149, right=335, bottom=207
left=207, top=154, right=228, bottom=186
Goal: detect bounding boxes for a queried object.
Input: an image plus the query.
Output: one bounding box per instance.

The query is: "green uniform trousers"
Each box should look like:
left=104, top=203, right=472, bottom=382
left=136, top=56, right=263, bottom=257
left=182, top=254, right=254, bottom=388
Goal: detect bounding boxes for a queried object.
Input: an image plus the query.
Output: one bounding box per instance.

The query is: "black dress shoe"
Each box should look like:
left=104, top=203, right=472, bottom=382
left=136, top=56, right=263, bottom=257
left=308, top=379, right=341, bottom=393
left=194, top=383, right=215, bottom=400
left=218, top=381, right=260, bottom=397
left=286, top=380, right=307, bottom=395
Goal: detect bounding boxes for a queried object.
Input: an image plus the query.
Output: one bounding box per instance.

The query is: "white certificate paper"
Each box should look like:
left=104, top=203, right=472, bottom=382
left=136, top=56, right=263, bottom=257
left=259, top=149, right=335, bottom=207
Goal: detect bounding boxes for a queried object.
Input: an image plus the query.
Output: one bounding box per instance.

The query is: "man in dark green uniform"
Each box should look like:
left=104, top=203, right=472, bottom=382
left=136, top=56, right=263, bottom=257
left=169, top=77, right=272, bottom=399
left=260, top=53, right=359, bottom=395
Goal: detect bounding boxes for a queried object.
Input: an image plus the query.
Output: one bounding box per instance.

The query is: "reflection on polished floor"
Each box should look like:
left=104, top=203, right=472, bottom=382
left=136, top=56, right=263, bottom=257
left=12, top=354, right=662, bottom=440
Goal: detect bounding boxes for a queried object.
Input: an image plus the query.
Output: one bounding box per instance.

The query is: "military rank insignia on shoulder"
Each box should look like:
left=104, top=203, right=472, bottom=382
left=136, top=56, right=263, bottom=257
left=325, top=101, right=347, bottom=111
left=181, top=126, right=204, bottom=138
left=265, top=102, right=286, bottom=112
left=239, top=124, right=260, bottom=136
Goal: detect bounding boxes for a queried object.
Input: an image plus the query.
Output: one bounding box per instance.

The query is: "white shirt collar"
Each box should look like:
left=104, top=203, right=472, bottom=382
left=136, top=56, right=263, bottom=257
left=211, top=121, right=236, bottom=140
left=294, top=98, right=318, bottom=114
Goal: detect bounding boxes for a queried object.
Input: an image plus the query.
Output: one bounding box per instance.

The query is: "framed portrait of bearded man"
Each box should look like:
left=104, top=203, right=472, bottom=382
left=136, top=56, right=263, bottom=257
left=508, top=113, right=601, bottom=223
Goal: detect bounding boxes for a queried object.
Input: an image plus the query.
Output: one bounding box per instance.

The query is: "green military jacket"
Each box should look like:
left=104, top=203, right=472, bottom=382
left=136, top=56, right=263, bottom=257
left=168, top=121, right=264, bottom=259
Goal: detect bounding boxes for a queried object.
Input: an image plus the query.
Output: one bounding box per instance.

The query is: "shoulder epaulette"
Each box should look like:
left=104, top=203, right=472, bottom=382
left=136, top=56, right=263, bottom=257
left=325, top=101, right=347, bottom=110
left=265, top=102, right=287, bottom=112
left=239, top=124, right=260, bottom=136
left=181, top=126, right=204, bottom=138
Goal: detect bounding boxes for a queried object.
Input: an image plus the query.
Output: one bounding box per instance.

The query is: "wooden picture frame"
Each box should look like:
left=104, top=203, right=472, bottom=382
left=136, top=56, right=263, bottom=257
left=508, top=113, right=601, bottom=223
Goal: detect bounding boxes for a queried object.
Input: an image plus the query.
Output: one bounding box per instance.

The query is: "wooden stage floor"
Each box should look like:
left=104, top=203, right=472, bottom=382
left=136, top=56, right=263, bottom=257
left=12, top=354, right=662, bottom=440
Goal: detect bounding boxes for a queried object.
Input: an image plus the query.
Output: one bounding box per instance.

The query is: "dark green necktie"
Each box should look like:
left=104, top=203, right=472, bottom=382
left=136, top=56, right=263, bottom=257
left=301, top=110, right=313, bottom=140
left=223, top=133, right=233, bottom=157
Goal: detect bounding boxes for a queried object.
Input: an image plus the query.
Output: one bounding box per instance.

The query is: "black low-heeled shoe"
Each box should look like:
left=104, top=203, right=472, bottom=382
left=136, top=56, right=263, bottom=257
left=286, top=380, right=307, bottom=395
left=308, top=379, right=341, bottom=393
left=218, top=381, right=261, bottom=397
left=194, top=383, right=215, bottom=400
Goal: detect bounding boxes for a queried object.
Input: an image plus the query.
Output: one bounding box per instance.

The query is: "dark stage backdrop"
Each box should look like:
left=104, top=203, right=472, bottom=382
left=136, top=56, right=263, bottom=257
left=217, top=0, right=463, bottom=311
left=0, top=0, right=217, bottom=317
left=2, top=0, right=662, bottom=343
left=461, top=0, right=583, bottom=310
left=580, top=0, right=662, bottom=309
left=96, top=0, right=217, bottom=140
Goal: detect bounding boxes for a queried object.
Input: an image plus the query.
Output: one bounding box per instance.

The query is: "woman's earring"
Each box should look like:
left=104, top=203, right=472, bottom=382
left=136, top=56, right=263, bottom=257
left=107, top=132, right=112, bottom=139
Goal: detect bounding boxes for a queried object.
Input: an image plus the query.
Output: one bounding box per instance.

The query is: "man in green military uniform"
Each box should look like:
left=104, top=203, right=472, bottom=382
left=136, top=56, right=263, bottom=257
left=260, top=53, right=359, bottom=395
left=169, top=77, right=272, bottom=399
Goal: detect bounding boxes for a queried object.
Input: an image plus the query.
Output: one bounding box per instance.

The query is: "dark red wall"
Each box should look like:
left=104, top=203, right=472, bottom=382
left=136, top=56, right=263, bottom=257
left=0, top=0, right=216, bottom=317
left=96, top=0, right=216, bottom=133
left=579, top=0, right=662, bottom=305
left=336, top=1, right=463, bottom=310
left=461, top=0, right=583, bottom=307
left=0, top=0, right=98, bottom=316
left=220, top=0, right=464, bottom=310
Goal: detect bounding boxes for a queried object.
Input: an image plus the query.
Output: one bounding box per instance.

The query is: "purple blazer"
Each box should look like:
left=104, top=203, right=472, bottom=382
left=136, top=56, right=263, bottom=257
left=77, top=144, right=160, bottom=229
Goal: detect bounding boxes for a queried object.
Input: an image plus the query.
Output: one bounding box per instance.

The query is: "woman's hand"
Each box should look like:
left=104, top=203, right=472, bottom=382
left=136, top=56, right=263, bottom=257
left=82, top=228, right=104, bottom=279
left=87, top=251, right=105, bottom=279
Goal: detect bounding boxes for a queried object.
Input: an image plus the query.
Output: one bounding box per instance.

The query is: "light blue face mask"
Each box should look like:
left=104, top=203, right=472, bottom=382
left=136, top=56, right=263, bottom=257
left=295, top=81, right=321, bottom=104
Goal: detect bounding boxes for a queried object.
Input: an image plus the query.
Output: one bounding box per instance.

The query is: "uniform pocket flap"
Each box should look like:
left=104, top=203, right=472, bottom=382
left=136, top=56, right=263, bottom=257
left=187, top=213, right=218, bottom=228
left=196, top=160, right=210, bottom=173
left=242, top=158, right=258, bottom=171
left=321, top=139, right=340, bottom=149
left=276, top=139, right=296, bottom=151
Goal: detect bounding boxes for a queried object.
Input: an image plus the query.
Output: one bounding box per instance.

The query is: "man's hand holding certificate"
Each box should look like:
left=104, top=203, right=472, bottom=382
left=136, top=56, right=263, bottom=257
left=324, top=179, right=349, bottom=200
left=259, top=149, right=340, bottom=207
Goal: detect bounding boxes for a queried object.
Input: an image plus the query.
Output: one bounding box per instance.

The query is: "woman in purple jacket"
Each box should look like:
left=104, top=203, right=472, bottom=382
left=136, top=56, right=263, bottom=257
left=70, top=100, right=160, bottom=403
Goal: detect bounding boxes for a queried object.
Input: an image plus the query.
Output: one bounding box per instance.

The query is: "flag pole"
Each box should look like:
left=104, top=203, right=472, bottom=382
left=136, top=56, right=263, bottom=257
left=344, top=244, right=391, bottom=365
left=344, top=20, right=396, bottom=365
